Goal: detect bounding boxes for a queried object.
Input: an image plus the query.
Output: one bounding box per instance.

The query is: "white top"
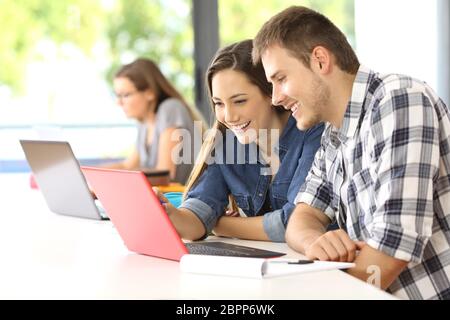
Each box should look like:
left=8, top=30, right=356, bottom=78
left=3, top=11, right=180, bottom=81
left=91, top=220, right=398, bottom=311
left=0, top=174, right=396, bottom=299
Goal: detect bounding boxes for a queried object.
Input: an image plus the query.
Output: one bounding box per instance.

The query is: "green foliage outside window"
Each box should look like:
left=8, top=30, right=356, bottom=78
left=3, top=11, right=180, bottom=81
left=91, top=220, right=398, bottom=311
left=0, top=0, right=105, bottom=93
left=0, top=0, right=193, bottom=100
left=219, top=0, right=355, bottom=47
left=0, top=0, right=353, bottom=105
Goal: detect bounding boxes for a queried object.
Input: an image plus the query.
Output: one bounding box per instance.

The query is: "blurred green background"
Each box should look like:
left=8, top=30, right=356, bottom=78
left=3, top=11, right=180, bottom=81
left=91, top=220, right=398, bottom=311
left=0, top=0, right=354, bottom=103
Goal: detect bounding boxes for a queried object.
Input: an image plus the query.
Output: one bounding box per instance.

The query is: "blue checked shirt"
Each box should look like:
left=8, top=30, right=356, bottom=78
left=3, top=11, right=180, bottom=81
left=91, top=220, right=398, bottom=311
left=296, top=65, right=450, bottom=300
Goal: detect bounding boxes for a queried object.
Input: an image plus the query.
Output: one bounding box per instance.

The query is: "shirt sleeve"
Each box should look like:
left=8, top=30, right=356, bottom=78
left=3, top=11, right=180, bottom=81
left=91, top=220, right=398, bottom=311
left=156, top=98, right=190, bottom=132
left=294, top=125, right=336, bottom=222
left=263, top=123, right=324, bottom=242
left=366, top=89, right=439, bottom=263
left=179, top=164, right=230, bottom=236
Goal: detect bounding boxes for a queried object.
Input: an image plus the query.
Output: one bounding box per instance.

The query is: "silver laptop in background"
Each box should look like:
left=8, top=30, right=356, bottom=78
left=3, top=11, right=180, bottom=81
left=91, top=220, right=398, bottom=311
left=19, top=140, right=108, bottom=220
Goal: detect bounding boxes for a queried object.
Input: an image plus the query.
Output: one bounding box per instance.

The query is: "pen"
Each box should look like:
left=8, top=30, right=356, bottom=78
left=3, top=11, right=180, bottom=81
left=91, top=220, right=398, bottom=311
left=269, top=259, right=314, bottom=264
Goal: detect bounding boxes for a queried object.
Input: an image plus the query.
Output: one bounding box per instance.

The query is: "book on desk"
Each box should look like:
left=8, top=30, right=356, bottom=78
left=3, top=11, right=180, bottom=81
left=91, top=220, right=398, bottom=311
left=180, top=255, right=355, bottom=279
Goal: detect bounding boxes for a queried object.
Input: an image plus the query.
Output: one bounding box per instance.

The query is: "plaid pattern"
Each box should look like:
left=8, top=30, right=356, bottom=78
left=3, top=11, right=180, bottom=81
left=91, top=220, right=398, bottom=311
left=296, top=65, right=450, bottom=300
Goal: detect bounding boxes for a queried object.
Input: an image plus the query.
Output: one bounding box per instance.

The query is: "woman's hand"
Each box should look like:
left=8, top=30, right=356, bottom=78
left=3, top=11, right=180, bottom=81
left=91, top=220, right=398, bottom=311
left=152, top=187, right=179, bottom=216
left=152, top=187, right=206, bottom=241
left=224, top=209, right=240, bottom=217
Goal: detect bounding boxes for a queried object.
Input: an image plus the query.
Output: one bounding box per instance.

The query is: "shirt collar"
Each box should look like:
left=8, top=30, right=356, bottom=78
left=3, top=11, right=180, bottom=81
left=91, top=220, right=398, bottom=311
left=277, top=115, right=296, bottom=153
left=243, top=115, right=297, bottom=163
left=333, top=65, right=374, bottom=143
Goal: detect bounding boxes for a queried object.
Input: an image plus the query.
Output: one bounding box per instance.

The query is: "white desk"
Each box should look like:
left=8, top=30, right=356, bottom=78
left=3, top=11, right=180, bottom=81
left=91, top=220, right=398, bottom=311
left=0, top=174, right=395, bottom=299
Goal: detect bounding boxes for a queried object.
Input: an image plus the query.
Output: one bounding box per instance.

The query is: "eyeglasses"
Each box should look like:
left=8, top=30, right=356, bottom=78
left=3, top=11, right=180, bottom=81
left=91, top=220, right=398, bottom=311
left=115, top=91, right=140, bottom=101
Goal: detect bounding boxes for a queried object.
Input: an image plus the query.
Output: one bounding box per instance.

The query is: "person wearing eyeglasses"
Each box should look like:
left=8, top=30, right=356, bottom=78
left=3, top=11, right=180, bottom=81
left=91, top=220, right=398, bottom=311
left=107, top=58, right=205, bottom=184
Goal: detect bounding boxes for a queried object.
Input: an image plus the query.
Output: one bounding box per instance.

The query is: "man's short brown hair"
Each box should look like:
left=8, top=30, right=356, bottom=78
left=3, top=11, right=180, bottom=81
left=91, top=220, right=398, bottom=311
left=253, top=6, right=359, bottom=74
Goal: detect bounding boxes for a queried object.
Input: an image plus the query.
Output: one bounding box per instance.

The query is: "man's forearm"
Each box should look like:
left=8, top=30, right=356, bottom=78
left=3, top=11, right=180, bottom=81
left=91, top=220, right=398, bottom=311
left=346, top=244, right=408, bottom=290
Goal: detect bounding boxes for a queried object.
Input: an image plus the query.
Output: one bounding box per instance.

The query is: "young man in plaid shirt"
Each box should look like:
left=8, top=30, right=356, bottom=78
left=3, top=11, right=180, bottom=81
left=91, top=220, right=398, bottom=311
left=253, top=6, right=450, bottom=299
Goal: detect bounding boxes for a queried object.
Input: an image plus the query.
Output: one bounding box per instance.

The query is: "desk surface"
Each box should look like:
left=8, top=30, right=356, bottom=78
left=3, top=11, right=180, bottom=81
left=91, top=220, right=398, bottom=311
left=0, top=174, right=395, bottom=299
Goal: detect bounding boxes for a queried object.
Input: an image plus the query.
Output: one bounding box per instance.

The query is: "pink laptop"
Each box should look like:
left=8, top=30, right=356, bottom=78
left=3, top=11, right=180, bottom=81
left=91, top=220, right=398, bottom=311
left=81, top=167, right=285, bottom=261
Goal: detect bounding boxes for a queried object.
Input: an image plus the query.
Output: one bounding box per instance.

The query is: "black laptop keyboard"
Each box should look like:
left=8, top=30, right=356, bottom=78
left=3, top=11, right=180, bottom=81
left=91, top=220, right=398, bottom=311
left=185, top=242, right=285, bottom=258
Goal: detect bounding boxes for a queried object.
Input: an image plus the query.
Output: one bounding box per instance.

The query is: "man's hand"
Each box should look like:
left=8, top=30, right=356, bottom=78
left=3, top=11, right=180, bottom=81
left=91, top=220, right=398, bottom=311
left=305, top=229, right=365, bottom=262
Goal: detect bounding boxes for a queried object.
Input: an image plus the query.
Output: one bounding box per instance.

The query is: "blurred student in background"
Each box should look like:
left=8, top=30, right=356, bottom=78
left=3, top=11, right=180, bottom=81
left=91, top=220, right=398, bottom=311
left=107, top=58, right=204, bottom=184
left=154, top=40, right=324, bottom=242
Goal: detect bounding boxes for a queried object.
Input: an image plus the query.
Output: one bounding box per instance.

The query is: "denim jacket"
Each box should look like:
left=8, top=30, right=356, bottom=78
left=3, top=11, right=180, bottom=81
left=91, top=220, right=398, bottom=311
left=180, top=116, right=324, bottom=242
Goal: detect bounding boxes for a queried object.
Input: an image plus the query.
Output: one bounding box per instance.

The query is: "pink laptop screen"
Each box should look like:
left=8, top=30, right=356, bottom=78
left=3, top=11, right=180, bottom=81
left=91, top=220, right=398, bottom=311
left=81, top=166, right=188, bottom=261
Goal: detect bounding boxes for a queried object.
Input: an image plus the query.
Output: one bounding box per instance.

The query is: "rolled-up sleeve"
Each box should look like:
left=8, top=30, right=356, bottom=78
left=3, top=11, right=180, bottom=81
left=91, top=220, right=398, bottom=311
left=262, top=209, right=286, bottom=242
left=366, top=90, right=438, bottom=263
left=180, top=197, right=216, bottom=234
left=179, top=164, right=229, bottom=235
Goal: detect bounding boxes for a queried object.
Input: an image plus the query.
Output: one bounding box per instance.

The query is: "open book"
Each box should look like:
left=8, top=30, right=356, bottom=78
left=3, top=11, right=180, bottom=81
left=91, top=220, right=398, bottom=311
left=180, top=255, right=355, bottom=279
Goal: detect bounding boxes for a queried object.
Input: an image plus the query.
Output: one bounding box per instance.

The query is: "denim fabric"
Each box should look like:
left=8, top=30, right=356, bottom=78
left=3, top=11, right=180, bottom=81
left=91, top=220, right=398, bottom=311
left=180, top=116, right=324, bottom=242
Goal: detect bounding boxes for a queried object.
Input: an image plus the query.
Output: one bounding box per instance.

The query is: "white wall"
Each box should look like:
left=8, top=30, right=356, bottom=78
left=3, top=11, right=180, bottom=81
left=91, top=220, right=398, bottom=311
left=355, top=0, right=439, bottom=93
left=437, top=0, right=449, bottom=106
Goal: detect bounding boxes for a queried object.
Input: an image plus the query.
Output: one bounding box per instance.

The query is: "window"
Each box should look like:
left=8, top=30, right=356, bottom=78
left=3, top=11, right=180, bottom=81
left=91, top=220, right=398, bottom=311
left=219, top=0, right=355, bottom=47
left=0, top=0, right=193, bottom=172
left=354, top=0, right=439, bottom=93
